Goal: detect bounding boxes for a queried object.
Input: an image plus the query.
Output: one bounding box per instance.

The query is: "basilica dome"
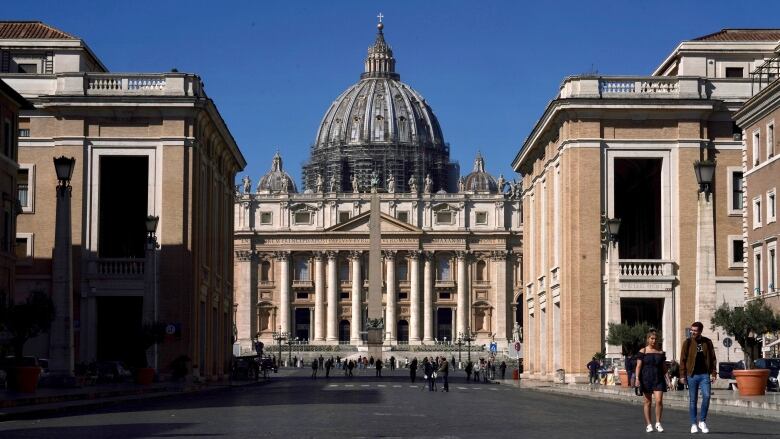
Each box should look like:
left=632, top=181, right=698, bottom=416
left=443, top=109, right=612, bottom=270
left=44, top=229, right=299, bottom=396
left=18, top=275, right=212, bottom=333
left=258, top=152, right=297, bottom=193
left=302, top=20, right=452, bottom=193
left=463, top=152, right=498, bottom=193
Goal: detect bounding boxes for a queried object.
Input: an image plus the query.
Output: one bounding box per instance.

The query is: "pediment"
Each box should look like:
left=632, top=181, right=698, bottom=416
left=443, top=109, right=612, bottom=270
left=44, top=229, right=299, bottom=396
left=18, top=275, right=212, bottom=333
left=326, top=211, right=421, bottom=233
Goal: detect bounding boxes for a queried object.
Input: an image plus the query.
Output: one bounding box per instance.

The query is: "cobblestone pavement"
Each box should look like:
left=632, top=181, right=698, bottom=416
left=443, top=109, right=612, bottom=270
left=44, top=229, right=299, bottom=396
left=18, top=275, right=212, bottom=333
left=0, top=368, right=777, bottom=438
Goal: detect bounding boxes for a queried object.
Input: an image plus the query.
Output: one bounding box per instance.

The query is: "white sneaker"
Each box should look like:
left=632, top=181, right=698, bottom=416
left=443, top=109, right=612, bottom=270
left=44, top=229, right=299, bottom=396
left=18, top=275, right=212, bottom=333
left=646, top=424, right=653, bottom=433
left=655, top=422, right=663, bottom=433
left=690, top=424, right=699, bottom=434
left=698, top=422, right=709, bottom=434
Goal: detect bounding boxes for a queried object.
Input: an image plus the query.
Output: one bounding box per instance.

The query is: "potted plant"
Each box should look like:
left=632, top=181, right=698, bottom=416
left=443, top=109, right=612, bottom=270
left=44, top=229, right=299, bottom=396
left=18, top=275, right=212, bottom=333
left=607, top=322, right=652, bottom=387
left=133, top=321, right=166, bottom=385
left=711, top=299, right=780, bottom=396
left=0, top=291, right=55, bottom=392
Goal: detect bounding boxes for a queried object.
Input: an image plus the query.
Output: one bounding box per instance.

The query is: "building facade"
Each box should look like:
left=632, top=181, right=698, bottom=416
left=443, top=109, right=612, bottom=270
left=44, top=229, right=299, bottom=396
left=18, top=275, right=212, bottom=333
left=1, top=22, right=246, bottom=379
left=512, top=29, right=780, bottom=381
left=234, top=22, right=522, bottom=355
left=734, top=45, right=780, bottom=356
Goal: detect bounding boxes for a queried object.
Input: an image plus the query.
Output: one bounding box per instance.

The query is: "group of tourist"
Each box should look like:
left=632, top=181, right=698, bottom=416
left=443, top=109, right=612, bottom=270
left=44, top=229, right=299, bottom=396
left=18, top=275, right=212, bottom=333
left=463, top=358, right=507, bottom=382
left=407, top=356, right=450, bottom=391
left=587, top=321, right=718, bottom=434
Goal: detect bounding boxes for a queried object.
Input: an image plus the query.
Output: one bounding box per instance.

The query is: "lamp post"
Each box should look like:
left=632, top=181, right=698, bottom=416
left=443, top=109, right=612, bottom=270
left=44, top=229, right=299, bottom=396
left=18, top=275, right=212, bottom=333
left=272, top=330, right=287, bottom=367
left=454, top=336, right=465, bottom=367
left=143, top=214, right=160, bottom=369
left=459, top=329, right=476, bottom=363
left=693, top=160, right=716, bottom=196
left=693, top=159, right=717, bottom=329
left=50, top=156, right=75, bottom=378
left=606, top=218, right=621, bottom=244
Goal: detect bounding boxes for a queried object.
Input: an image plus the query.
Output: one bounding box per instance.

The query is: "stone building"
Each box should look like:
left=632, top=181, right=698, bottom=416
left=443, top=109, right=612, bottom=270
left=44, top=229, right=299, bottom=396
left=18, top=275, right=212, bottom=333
left=1, top=22, right=246, bottom=379
left=512, top=29, right=780, bottom=381
left=0, top=79, right=32, bottom=304
left=234, top=21, right=522, bottom=356
left=734, top=44, right=780, bottom=356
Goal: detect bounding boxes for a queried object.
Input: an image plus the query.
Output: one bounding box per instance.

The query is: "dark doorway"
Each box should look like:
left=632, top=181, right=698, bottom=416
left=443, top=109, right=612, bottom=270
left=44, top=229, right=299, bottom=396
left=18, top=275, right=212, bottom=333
left=294, top=308, right=310, bottom=341
left=621, top=298, right=664, bottom=332
left=339, top=320, right=350, bottom=343
left=614, top=158, right=662, bottom=259
left=96, top=296, right=142, bottom=364
left=99, top=156, right=148, bottom=258
left=397, top=320, right=409, bottom=342
left=436, top=308, right=452, bottom=341
left=515, top=295, right=523, bottom=342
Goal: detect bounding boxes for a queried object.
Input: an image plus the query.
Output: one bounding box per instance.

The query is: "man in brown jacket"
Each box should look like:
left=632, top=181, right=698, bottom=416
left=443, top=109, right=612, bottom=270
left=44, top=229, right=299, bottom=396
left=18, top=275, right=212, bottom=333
left=679, top=321, right=717, bottom=434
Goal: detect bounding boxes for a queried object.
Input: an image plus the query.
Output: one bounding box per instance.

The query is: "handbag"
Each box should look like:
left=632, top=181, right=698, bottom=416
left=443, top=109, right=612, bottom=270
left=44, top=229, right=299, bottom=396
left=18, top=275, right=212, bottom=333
left=634, top=386, right=643, bottom=396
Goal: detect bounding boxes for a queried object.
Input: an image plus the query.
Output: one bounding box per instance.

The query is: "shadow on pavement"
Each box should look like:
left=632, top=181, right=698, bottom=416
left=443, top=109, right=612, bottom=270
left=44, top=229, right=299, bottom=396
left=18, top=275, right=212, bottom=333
left=0, top=423, right=210, bottom=439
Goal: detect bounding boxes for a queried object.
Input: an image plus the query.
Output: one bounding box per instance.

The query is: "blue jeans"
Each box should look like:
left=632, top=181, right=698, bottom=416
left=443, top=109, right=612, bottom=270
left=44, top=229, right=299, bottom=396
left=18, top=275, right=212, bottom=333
left=687, top=374, right=711, bottom=424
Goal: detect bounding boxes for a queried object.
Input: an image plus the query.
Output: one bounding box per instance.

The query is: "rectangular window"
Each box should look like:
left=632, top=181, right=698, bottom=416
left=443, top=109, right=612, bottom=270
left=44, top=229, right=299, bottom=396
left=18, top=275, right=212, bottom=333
left=768, top=122, right=776, bottom=158
left=17, top=63, right=37, bottom=74
left=729, top=236, right=744, bottom=268
left=340, top=291, right=349, bottom=300
left=438, top=291, right=451, bottom=300
left=475, top=211, right=487, bottom=225
left=398, top=291, right=408, bottom=300
left=259, top=211, right=272, bottom=225
left=753, top=130, right=761, bottom=166
left=294, top=211, right=312, bottom=225
left=296, top=292, right=309, bottom=300
left=753, top=197, right=762, bottom=229
left=769, top=245, right=777, bottom=293
left=396, top=211, right=409, bottom=223
left=18, top=128, right=30, bottom=138
left=768, top=190, right=777, bottom=223
left=435, top=211, right=452, bottom=225
left=338, top=211, right=351, bottom=223
left=754, top=249, right=763, bottom=296
left=17, top=169, right=29, bottom=208
left=729, top=169, right=744, bottom=215
left=725, top=67, right=744, bottom=78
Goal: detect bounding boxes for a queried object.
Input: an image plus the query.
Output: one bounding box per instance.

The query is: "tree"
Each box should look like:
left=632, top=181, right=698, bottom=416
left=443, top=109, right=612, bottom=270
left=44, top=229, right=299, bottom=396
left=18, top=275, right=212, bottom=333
left=607, top=322, right=654, bottom=356
left=0, top=291, right=55, bottom=362
left=711, top=299, right=780, bottom=370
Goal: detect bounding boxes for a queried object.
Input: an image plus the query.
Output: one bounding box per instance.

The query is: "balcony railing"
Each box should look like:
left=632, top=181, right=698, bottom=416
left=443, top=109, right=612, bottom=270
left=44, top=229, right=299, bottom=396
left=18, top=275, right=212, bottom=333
left=90, top=258, right=145, bottom=277
left=0, top=72, right=204, bottom=98
left=558, top=76, right=753, bottom=102
left=550, top=267, right=560, bottom=288
left=618, top=260, right=675, bottom=278
left=292, top=280, right=313, bottom=288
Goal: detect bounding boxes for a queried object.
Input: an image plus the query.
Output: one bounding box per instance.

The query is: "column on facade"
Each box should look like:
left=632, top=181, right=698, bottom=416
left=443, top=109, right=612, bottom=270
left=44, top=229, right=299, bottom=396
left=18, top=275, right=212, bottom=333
left=423, top=251, right=434, bottom=342
left=326, top=251, right=338, bottom=342
left=493, top=250, right=509, bottom=344
left=234, top=250, right=255, bottom=350
left=409, top=251, right=421, bottom=343
left=384, top=250, right=397, bottom=342
left=313, top=252, right=326, bottom=342
left=276, top=251, right=291, bottom=334
left=350, top=251, right=363, bottom=343
left=456, top=251, right=469, bottom=336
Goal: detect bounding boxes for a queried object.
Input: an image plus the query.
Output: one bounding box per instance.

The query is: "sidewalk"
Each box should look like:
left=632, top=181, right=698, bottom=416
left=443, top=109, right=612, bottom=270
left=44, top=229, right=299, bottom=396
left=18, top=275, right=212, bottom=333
left=0, top=376, right=273, bottom=422
left=512, top=379, right=780, bottom=421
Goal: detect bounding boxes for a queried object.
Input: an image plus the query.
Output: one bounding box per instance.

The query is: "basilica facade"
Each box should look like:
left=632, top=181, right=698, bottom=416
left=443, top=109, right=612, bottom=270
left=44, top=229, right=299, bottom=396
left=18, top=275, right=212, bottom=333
left=233, top=22, right=522, bottom=354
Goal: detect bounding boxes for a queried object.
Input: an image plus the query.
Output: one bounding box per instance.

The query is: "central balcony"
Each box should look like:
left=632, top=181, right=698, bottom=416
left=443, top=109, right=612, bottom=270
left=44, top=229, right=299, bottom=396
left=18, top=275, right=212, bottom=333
left=617, top=259, right=676, bottom=292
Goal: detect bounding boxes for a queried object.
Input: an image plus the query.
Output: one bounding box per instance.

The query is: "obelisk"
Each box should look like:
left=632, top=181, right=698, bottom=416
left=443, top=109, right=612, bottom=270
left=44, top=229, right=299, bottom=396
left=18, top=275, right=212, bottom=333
left=366, top=181, right=384, bottom=361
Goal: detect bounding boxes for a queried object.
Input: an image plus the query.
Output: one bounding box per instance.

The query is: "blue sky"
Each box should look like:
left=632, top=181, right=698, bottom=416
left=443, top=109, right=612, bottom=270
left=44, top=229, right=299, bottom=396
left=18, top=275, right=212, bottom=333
left=7, top=1, right=780, bottom=186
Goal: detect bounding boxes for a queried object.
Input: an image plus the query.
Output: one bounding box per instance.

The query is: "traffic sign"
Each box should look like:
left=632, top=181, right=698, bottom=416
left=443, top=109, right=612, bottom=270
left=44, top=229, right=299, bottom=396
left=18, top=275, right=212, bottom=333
left=490, top=342, right=497, bottom=353
left=723, top=337, right=733, bottom=348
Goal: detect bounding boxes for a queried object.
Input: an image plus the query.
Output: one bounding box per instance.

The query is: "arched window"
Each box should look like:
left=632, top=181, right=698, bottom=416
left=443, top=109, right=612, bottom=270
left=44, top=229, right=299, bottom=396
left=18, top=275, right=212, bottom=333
left=260, top=261, right=271, bottom=281
left=436, top=255, right=451, bottom=281
left=476, top=260, right=487, bottom=281
left=294, top=256, right=309, bottom=281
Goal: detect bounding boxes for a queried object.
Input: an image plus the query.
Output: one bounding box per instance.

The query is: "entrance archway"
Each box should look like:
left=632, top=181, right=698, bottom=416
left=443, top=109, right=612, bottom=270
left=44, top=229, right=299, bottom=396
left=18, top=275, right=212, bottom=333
left=339, top=320, right=350, bottom=343
left=397, top=320, right=409, bottom=342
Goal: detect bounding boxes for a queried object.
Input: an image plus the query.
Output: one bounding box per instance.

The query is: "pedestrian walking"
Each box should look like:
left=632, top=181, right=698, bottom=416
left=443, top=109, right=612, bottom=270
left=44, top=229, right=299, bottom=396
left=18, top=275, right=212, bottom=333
left=347, top=359, right=355, bottom=377
left=680, top=321, right=717, bottom=434
left=376, top=359, right=383, bottom=377
left=499, top=361, right=507, bottom=380
left=634, top=329, right=667, bottom=433
left=586, top=356, right=600, bottom=386
left=369, top=356, right=375, bottom=368
left=409, top=358, right=418, bottom=383
left=325, top=358, right=333, bottom=378
left=390, top=356, right=396, bottom=371
left=465, top=361, right=473, bottom=381
left=423, top=358, right=436, bottom=391
left=319, top=355, right=325, bottom=369
left=438, top=356, right=449, bottom=392
left=311, top=358, right=319, bottom=379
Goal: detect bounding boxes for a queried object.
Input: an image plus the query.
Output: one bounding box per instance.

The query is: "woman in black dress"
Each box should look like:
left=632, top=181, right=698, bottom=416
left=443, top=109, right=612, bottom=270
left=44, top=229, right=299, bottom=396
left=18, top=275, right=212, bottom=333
left=634, top=329, right=667, bottom=433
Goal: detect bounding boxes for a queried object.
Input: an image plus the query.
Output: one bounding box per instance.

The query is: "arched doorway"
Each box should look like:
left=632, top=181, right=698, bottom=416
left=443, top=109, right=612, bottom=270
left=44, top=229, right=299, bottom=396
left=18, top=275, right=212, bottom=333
left=515, top=295, right=523, bottom=341
left=339, top=320, right=350, bottom=343
left=436, top=308, right=452, bottom=341
left=397, top=320, right=409, bottom=342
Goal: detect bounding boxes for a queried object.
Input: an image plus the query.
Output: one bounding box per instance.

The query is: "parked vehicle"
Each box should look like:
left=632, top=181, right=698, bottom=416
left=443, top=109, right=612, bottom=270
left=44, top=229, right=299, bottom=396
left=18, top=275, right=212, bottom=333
left=718, top=361, right=739, bottom=380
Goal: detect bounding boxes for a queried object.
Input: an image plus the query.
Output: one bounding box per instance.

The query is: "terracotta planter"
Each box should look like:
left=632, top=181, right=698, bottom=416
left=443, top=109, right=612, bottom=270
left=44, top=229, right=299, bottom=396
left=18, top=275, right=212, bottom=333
left=733, top=369, right=770, bottom=396
left=14, top=366, right=41, bottom=393
left=136, top=367, right=155, bottom=385
left=618, top=369, right=630, bottom=387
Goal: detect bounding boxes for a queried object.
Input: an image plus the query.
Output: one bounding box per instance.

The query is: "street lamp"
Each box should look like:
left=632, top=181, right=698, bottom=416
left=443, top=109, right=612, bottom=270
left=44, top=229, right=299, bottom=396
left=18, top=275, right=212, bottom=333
left=693, top=160, right=716, bottom=195
left=459, top=329, right=476, bottom=363
left=606, top=218, right=621, bottom=243
left=143, top=214, right=160, bottom=369
left=272, top=330, right=288, bottom=367
left=454, top=336, right=465, bottom=366
left=145, top=215, right=159, bottom=243
left=50, top=156, right=76, bottom=378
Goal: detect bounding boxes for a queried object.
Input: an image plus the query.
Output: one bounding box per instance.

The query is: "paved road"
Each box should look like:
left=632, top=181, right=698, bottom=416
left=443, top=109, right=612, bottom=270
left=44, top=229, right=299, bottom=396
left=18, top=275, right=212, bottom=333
left=0, top=367, right=777, bottom=438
